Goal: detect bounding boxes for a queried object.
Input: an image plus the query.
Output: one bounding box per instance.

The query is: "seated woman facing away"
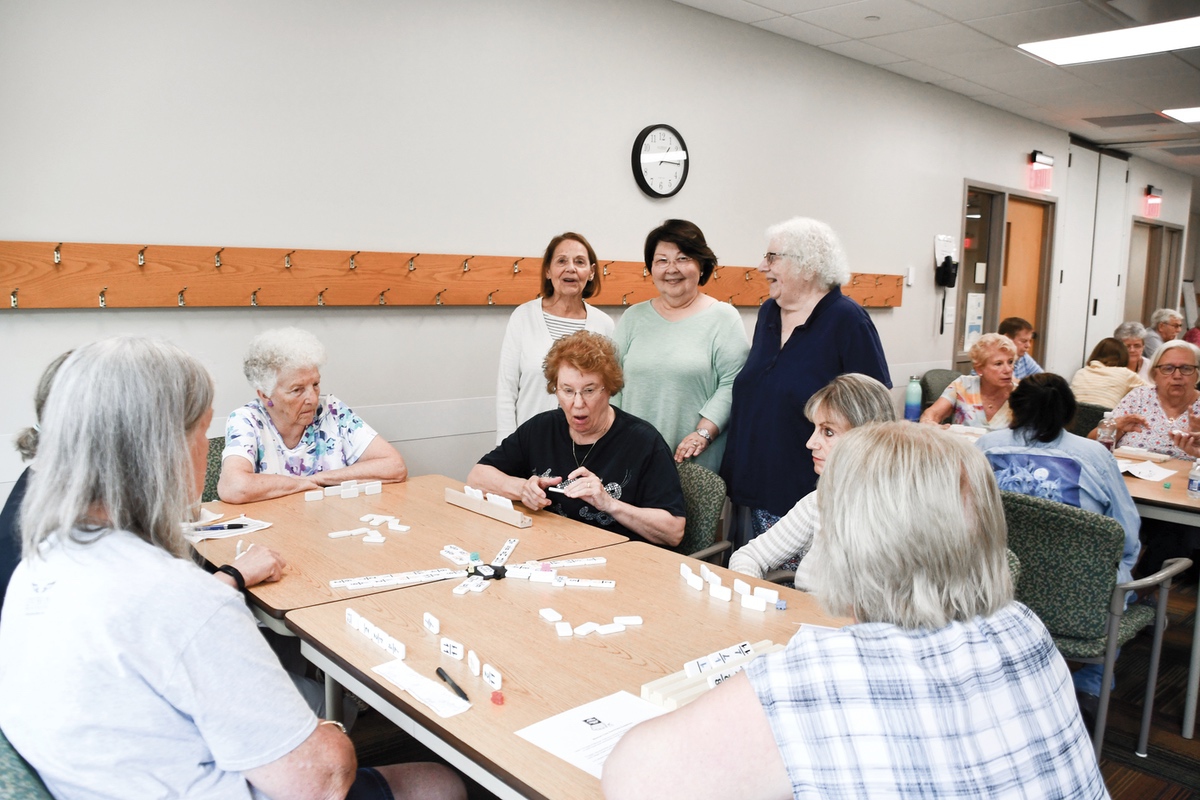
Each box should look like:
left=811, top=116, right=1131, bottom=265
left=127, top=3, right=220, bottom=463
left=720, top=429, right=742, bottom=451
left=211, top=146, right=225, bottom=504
left=1069, top=337, right=1147, bottom=409
left=921, top=332, right=1016, bottom=429
left=219, top=327, right=407, bottom=503
left=0, top=337, right=464, bottom=800
left=468, top=330, right=686, bottom=547
left=603, top=423, right=1104, bottom=800
left=728, top=373, right=893, bottom=590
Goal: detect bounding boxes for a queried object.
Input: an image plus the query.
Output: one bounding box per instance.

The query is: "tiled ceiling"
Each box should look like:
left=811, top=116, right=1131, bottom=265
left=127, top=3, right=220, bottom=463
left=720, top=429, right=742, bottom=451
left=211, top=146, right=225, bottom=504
left=672, top=0, right=1200, bottom=177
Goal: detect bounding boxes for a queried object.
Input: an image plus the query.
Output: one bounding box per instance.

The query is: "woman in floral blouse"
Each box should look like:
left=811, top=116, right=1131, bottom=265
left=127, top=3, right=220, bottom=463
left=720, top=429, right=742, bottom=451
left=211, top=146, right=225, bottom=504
left=1097, top=339, right=1200, bottom=460
left=218, top=327, right=407, bottom=503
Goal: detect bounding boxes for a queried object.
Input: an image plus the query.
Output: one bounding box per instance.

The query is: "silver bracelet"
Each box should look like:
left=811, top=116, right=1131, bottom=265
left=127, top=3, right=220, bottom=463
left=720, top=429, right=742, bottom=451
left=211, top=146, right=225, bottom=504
left=695, top=428, right=712, bottom=442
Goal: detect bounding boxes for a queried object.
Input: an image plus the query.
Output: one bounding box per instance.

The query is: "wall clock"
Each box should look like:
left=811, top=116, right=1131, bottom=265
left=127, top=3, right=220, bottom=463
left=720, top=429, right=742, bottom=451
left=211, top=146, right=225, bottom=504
left=632, top=124, right=689, bottom=198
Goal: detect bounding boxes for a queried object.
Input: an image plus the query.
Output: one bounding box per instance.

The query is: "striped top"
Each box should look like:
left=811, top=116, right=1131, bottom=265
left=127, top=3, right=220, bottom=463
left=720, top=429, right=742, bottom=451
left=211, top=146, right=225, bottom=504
left=542, top=312, right=588, bottom=341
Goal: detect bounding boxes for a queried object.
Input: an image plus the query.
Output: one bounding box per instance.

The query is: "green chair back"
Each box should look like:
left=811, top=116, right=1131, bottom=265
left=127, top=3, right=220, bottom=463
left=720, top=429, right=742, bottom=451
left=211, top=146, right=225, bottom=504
left=1005, top=547, right=1021, bottom=590
left=1000, top=491, right=1123, bottom=640
left=0, top=727, right=52, bottom=799
left=202, top=436, right=225, bottom=503
left=920, top=369, right=961, bottom=413
left=1070, top=402, right=1110, bottom=438
left=675, top=462, right=726, bottom=556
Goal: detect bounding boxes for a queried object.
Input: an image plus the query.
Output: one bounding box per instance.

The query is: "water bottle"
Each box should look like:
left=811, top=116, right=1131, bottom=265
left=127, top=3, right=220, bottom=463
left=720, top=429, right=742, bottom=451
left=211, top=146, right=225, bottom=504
left=1097, top=412, right=1117, bottom=452
left=904, top=376, right=922, bottom=422
left=1189, top=462, right=1200, bottom=500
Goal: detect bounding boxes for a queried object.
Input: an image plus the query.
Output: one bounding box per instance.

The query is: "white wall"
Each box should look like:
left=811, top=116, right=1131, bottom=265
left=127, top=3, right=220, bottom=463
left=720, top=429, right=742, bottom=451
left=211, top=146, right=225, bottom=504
left=0, top=0, right=1192, bottom=501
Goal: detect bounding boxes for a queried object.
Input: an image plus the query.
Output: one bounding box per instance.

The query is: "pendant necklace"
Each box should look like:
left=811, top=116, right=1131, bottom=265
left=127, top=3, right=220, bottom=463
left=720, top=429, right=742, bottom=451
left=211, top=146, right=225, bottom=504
left=572, top=411, right=613, bottom=469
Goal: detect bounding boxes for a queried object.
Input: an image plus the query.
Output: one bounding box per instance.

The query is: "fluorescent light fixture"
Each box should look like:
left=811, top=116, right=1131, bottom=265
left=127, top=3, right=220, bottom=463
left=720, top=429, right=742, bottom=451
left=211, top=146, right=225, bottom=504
left=1163, top=107, right=1200, bottom=123
left=1019, top=16, right=1200, bottom=66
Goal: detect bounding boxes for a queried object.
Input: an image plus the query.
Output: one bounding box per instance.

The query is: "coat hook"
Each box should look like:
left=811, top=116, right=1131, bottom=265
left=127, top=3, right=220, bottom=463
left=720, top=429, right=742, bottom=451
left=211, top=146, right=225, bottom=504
left=251, top=288, right=261, bottom=307
left=744, top=270, right=752, bottom=282
left=435, top=288, right=448, bottom=305
left=727, top=295, right=735, bottom=304
left=487, top=288, right=501, bottom=306
left=350, top=251, right=359, bottom=270
left=874, top=276, right=883, bottom=287
left=462, top=257, right=473, bottom=273
left=642, top=265, right=649, bottom=277
left=9, top=289, right=16, bottom=309
left=711, top=266, right=720, bottom=280
left=408, top=255, right=419, bottom=272
left=214, top=248, right=224, bottom=268
left=317, top=288, right=328, bottom=307
left=178, top=287, right=188, bottom=307
left=98, top=287, right=108, bottom=308
left=602, top=261, right=611, bottom=277
left=53, top=244, right=61, bottom=265
left=378, top=288, right=390, bottom=306
left=285, top=251, right=295, bottom=269
left=758, top=295, right=766, bottom=305
left=622, top=292, right=632, bottom=306
left=137, top=247, right=147, bottom=267
left=512, top=259, right=522, bottom=274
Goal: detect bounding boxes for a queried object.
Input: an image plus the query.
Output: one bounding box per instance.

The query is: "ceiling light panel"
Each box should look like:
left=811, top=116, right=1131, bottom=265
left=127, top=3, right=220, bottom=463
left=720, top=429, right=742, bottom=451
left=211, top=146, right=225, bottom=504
left=1019, top=16, right=1200, bottom=65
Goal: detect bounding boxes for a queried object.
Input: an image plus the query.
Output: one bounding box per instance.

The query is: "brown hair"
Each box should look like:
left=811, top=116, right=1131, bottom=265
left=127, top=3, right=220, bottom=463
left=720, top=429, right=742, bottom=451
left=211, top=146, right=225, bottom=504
left=541, top=232, right=599, bottom=299
left=643, top=219, right=717, bottom=285
left=998, top=317, right=1033, bottom=338
left=1087, top=337, right=1129, bottom=368
left=543, top=331, right=624, bottom=396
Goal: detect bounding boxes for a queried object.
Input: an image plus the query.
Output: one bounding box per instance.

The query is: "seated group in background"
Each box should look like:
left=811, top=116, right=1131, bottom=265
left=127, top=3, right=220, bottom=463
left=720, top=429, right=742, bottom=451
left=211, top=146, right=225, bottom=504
left=0, top=338, right=464, bottom=800
left=218, top=327, right=408, bottom=504
left=495, top=231, right=614, bottom=443
left=1143, top=307, right=1183, bottom=359
left=469, top=331, right=686, bottom=547
left=920, top=332, right=1015, bottom=429
left=612, top=219, right=749, bottom=472
left=1069, top=337, right=1148, bottom=408
left=727, top=374, right=893, bottom=589
left=603, top=423, right=1105, bottom=799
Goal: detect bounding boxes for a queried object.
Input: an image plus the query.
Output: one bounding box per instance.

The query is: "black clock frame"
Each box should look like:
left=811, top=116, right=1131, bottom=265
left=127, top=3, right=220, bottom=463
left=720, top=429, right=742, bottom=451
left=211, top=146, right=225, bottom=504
left=631, top=123, right=689, bottom=199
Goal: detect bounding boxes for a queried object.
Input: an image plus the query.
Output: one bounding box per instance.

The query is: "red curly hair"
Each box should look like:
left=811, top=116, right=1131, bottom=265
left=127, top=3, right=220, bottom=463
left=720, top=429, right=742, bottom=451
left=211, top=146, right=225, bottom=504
left=543, top=331, right=624, bottom=396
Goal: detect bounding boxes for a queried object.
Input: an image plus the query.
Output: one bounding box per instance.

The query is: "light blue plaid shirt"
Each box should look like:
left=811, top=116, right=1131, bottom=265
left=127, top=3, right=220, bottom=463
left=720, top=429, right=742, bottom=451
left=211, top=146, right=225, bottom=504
left=1013, top=353, right=1044, bottom=380
left=746, top=602, right=1107, bottom=799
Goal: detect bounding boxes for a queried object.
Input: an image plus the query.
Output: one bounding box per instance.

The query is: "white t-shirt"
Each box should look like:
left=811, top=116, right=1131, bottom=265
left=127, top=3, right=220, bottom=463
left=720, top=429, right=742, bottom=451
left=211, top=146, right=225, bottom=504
left=0, top=529, right=317, bottom=799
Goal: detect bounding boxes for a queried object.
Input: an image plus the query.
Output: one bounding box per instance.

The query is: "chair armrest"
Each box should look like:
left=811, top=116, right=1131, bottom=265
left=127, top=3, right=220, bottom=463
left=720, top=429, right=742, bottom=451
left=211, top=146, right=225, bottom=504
left=763, top=569, right=794, bottom=585
left=1109, top=557, right=1193, bottom=614
left=689, top=540, right=732, bottom=566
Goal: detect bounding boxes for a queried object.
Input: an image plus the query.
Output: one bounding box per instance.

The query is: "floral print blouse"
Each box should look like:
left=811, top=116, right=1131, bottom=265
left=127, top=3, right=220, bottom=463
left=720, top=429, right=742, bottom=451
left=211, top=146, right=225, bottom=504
left=222, top=395, right=377, bottom=476
left=1112, top=385, right=1200, bottom=461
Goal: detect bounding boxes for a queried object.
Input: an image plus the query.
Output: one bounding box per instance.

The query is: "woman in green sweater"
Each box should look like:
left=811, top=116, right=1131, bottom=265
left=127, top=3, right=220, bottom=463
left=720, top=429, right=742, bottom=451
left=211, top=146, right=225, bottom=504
left=613, top=219, right=749, bottom=472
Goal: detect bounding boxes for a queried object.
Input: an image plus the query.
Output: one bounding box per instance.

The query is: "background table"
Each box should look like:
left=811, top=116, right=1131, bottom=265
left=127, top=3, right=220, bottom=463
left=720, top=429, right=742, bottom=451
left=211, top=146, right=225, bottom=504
left=1123, top=458, right=1200, bottom=739
left=286, top=540, right=848, bottom=800
left=193, top=474, right=628, bottom=631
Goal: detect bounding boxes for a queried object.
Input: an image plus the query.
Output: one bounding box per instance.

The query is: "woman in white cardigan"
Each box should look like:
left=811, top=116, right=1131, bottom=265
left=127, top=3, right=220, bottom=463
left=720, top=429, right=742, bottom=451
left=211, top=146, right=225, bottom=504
left=495, top=232, right=614, bottom=443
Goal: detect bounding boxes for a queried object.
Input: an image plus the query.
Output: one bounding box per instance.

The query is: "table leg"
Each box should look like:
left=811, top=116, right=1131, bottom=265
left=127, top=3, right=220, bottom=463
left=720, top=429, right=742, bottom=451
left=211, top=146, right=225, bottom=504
left=1185, top=603, right=1200, bottom=739
left=325, top=672, right=345, bottom=724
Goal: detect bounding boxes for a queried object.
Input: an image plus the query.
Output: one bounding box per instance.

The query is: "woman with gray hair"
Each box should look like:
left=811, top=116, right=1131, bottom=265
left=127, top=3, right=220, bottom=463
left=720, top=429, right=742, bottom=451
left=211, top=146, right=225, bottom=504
left=0, top=337, right=464, bottom=800
left=1114, top=320, right=1151, bottom=380
left=920, top=332, right=1016, bottom=429
left=219, top=327, right=407, bottom=503
left=720, top=218, right=890, bottom=549
left=604, top=423, right=1103, bottom=799
left=1097, top=338, right=1200, bottom=460
left=1143, top=308, right=1183, bottom=359
left=728, top=373, right=894, bottom=589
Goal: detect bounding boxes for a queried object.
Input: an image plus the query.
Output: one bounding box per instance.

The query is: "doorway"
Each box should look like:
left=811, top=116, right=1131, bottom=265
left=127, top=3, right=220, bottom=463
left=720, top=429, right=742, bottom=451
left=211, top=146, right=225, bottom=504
left=1128, top=221, right=1185, bottom=323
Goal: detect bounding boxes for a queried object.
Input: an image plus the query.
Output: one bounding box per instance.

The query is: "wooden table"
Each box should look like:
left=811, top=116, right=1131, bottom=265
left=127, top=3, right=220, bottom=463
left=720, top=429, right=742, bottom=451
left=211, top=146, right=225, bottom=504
left=192, top=474, right=628, bottom=633
left=1123, top=458, right=1200, bottom=739
left=286, top=540, right=848, bottom=800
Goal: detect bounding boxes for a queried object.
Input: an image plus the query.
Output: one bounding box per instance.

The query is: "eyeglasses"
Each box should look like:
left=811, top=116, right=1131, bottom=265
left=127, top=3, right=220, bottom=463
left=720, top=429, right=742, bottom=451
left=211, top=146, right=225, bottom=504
left=556, top=386, right=604, bottom=401
left=762, top=252, right=799, bottom=265
left=553, top=256, right=592, bottom=269
left=1156, top=364, right=1198, bottom=376
left=652, top=255, right=696, bottom=270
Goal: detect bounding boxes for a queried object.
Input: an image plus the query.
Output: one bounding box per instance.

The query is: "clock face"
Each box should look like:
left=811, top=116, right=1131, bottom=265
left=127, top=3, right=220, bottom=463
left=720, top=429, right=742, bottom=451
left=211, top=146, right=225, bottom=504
left=632, top=124, right=689, bottom=198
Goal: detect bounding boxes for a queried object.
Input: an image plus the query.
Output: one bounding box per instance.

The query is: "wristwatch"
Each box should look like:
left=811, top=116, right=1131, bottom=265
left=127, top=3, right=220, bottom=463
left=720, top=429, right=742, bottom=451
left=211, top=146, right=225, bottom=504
left=695, top=428, right=712, bottom=442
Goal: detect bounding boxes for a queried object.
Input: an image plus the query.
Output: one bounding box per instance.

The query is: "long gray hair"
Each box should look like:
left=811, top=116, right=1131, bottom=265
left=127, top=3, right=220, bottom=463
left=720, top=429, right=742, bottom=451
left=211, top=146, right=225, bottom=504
left=20, top=337, right=213, bottom=560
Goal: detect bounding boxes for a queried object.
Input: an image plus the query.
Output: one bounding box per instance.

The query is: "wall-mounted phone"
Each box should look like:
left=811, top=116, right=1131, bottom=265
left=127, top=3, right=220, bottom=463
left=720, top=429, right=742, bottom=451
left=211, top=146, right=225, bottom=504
left=935, top=255, right=959, bottom=288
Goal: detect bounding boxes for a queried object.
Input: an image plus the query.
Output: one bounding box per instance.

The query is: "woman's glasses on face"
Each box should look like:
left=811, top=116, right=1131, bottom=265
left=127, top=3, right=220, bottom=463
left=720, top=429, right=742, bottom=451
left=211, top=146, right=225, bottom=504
left=556, top=386, right=604, bottom=401
left=1157, top=364, right=1198, bottom=376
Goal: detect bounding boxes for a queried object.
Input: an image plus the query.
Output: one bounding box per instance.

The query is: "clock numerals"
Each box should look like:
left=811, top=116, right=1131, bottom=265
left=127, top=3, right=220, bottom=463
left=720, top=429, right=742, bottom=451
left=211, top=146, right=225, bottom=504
left=632, top=124, right=688, bottom=198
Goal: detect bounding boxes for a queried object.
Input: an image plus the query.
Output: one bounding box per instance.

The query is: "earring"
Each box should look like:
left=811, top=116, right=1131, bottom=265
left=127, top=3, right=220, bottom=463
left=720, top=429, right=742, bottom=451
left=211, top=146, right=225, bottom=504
left=267, top=400, right=274, bottom=407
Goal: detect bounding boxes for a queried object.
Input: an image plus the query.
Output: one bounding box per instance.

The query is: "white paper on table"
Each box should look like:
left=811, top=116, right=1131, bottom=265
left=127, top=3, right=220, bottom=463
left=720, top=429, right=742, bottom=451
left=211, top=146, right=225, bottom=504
left=372, top=660, right=471, bottom=718
left=184, top=515, right=272, bottom=542
left=1125, top=461, right=1177, bottom=482
left=515, top=690, right=665, bottom=779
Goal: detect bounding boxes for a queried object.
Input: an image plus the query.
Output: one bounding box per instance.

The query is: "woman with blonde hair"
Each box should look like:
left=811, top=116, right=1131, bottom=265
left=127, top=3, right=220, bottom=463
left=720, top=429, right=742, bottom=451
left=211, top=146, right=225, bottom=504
left=921, top=332, right=1016, bottom=428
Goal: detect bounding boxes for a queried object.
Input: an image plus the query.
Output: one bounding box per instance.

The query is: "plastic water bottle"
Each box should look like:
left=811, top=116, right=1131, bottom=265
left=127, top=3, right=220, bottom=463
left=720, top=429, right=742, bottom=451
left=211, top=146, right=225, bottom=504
left=1189, top=462, right=1200, bottom=500
left=1097, top=412, right=1117, bottom=452
left=904, top=376, right=922, bottom=422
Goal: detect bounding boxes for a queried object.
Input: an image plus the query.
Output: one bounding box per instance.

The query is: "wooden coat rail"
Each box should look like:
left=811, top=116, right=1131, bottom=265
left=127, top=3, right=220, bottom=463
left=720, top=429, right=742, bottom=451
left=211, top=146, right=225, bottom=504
left=0, top=241, right=903, bottom=310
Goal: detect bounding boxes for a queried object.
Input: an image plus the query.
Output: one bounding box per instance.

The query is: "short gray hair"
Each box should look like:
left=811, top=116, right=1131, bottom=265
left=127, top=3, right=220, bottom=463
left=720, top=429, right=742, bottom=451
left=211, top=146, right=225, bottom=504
left=804, top=373, right=896, bottom=428
left=765, top=217, right=850, bottom=289
left=1148, top=339, right=1200, bottom=372
left=20, top=337, right=214, bottom=561
left=811, top=423, right=1013, bottom=628
left=969, top=332, right=1016, bottom=368
left=243, top=327, right=327, bottom=396
left=14, top=351, right=72, bottom=461
left=1150, top=308, right=1183, bottom=327
left=1113, top=321, right=1146, bottom=341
